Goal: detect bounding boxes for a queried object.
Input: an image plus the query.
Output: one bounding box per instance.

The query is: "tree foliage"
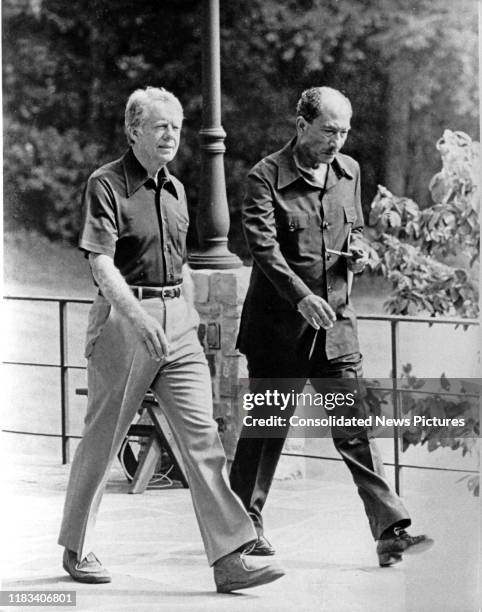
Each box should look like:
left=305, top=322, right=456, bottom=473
left=361, top=128, right=480, bottom=493
left=365, top=130, right=479, bottom=318
left=366, top=364, right=480, bottom=496
left=3, top=0, right=479, bottom=258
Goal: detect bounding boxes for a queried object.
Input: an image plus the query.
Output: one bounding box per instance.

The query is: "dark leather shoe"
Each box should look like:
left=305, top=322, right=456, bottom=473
left=214, top=546, right=284, bottom=593
left=62, top=548, right=112, bottom=583
left=376, top=530, right=434, bottom=567
left=245, top=535, right=276, bottom=556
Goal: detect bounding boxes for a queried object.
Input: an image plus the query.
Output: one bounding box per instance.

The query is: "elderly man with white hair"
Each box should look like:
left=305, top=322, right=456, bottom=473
left=58, top=86, right=284, bottom=593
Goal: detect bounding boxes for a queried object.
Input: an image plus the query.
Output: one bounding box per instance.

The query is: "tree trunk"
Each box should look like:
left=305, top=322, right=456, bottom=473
left=406, top=113, right=436, bottom=208
left=384, top=57, right=412, bottom=197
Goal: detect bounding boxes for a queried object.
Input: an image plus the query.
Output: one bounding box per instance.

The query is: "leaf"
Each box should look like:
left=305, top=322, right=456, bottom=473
left=440, top=374, right=451, bottom=391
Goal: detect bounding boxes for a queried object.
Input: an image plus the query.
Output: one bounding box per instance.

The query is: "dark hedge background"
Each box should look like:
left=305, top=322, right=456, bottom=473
left=3, top=0, right=478, bottom=260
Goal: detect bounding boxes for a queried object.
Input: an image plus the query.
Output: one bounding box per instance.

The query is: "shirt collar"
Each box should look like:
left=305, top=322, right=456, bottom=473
left=277, top=138, right=354, bottom=189
left=123, top=148, right=179, bottom=198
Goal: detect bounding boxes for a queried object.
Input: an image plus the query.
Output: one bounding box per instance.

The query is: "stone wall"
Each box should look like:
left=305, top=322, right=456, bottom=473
left=191, top=267, right=305, bottom=478
left=191, top=267, right=249, bottom=461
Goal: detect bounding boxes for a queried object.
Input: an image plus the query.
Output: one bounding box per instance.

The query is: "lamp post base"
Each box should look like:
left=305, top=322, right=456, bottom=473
left=188, top=244, right=243, bottom=269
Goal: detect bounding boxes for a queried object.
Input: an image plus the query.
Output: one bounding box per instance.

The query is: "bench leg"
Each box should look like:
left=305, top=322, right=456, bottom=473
left=146, top=404, right=188, bottom=488
left=129, top=433, right=162, bottom=494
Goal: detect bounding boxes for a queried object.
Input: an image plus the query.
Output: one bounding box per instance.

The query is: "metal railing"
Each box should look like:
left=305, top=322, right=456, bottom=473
left=284, top=313, right=480, bottom=493
left=3, top=295, right=92, bottom=464
left=3, top=295, right=480, bottom=494
left=361, top=313, right=479, bottom=493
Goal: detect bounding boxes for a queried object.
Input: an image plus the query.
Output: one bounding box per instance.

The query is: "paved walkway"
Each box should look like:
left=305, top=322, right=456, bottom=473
left=2, top=452, right=480, bottom=612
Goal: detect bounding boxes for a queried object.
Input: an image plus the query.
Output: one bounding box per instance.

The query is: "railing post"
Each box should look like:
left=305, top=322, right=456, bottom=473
left=391, top=319, right=401, bottom=495
left=59, top=301, right=70, bottom=464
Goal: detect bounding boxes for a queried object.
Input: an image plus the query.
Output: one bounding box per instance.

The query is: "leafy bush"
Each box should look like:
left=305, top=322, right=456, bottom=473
left=363, top=132, right=480, bottom=495
left=365, top=129, right=479, bottom=317
left=366, top=364, right=480, bottom=496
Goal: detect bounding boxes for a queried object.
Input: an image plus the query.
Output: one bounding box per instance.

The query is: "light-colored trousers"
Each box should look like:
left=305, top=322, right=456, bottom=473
left=58, top=293, right=256, bottom=565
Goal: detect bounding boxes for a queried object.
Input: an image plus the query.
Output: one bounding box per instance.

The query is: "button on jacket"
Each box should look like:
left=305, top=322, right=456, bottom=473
left=79, top=148, right=189, bottom=286
left=237, top=139, right=365, bottom=360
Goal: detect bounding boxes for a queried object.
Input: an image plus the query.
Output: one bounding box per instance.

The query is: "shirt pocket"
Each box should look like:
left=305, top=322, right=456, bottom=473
left=173, top=218, right=189, bottom=265
left=177, top=219, right=189, bottom=241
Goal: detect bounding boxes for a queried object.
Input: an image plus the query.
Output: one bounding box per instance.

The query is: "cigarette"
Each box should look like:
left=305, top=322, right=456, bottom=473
left=308, top=329, right=318, bottom=359
left=326, top=248, right=351, bottom=257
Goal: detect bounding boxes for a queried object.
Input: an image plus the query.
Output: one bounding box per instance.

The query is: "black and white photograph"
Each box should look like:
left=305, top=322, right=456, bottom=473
left=2, top=1, right=481, bottom=611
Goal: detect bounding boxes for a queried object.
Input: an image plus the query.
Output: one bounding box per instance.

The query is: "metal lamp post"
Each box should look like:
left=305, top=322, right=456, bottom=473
left=188, top=0, right=242, bottom=269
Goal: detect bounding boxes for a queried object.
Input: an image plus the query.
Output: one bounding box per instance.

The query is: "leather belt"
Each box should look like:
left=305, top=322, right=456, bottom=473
left=130, top=285, right=182, bottom=300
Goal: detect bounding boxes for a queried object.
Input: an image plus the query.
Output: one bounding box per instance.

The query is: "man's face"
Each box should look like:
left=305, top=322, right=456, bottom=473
left=296, top=104, right=351, bottom=166
left=132, top=99, right=183, bottom=168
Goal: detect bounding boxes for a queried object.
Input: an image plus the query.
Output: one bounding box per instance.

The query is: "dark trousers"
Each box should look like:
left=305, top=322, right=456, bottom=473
left=229, top=343, right=411, bottom=540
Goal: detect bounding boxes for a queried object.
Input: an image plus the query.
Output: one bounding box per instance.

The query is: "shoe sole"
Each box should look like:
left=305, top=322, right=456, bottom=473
left=403, top=538, right=435, bottom=556
left=378, top=552, right=403, bottom=567
left=62, top=561, right=112, bottom=584
left=216, top=568, right=285, bottom=593
left=378, top=538, right=435, bottom=567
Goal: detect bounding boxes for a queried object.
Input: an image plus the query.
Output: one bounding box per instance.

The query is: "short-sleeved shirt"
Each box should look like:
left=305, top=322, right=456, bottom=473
left=79, top=148, right=189, bottom=286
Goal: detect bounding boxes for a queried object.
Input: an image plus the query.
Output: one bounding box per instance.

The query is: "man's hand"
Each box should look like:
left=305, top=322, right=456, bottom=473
left=297, top=294, right=336, bottom=330
left=89, top=253, right=170, bottom=361
left=132, top=312, right=170, bottom=361
left=347, top=245, right=369, bottom=274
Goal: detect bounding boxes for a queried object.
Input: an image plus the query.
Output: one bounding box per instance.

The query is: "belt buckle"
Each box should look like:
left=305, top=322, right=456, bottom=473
left=164, top=286, right=180, bottom=299
left=131, top=285, right=180, bottom=300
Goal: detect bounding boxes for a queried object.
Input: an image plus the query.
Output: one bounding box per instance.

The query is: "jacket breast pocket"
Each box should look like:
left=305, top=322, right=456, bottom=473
left=283, top=212, right=309, bottom=232
left=343, top=204, right=356, bottom=225
left=278, top=211, right=319, bottom=256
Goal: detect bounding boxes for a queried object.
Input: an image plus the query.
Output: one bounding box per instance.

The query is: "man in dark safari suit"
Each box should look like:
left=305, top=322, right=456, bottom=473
left=230, top=86, right=433, bottom=567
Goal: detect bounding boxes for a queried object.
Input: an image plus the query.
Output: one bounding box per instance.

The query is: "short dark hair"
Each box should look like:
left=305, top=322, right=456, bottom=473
left=296, top=87, right=352, bottom=123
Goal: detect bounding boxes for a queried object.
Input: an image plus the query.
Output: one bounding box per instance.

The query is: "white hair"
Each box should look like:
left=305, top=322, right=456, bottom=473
left=124, top=86, right=183, bottom=144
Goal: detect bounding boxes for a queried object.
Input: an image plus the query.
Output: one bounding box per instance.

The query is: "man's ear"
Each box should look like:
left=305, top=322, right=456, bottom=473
left=296, top=116, right=307, bottom=133
left=128, top=127, right=139, bottom=144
